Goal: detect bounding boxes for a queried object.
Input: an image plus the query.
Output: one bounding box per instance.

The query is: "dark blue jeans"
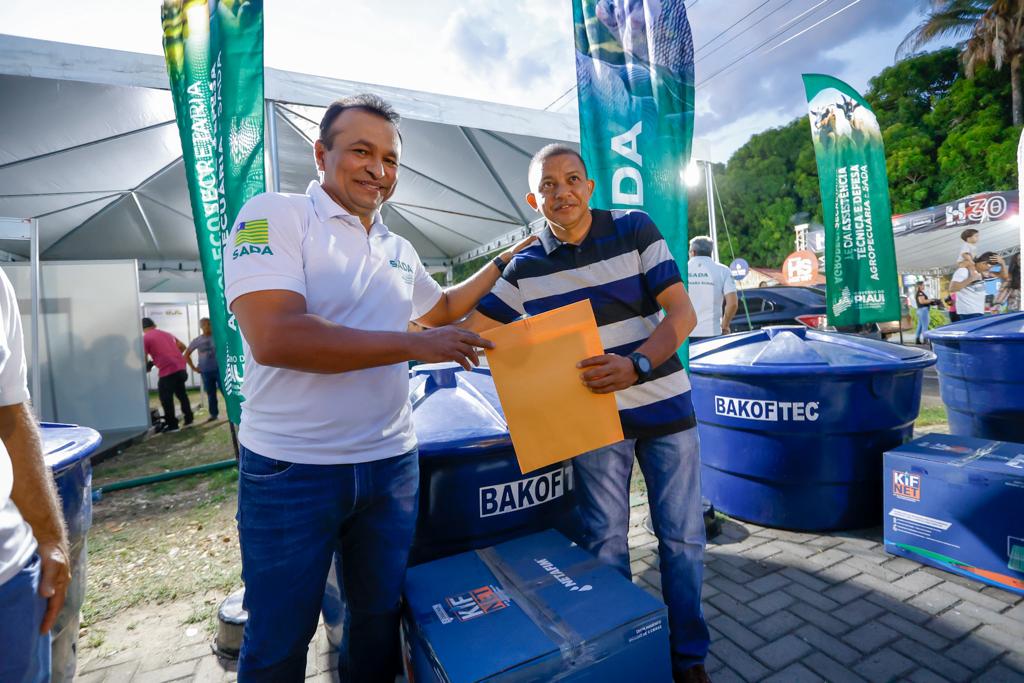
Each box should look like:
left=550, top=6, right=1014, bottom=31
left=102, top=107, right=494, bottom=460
left=235, top=446, right=419, bottom=683
left=572, top=428, right=709, bottom=676
left=0, top=554, right=50, bottom=683
left=200, top=369, right=222, bottom=418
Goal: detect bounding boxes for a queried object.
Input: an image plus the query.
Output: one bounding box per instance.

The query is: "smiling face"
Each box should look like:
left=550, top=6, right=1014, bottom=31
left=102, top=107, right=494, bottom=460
left=314, top=108, right=401, bottom=227
left=526, top=153, right=595, bottom=234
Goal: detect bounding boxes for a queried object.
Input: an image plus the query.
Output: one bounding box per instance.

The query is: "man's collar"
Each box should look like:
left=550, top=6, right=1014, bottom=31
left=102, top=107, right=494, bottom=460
left=537, top=209, right=609, bottom=255
left=306, top=181, right=387, bottom=235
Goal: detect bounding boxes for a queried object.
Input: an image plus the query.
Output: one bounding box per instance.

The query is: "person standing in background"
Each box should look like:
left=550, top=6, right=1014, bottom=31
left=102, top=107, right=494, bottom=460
left=185, top=317, right=222, bottom=422
left=996, top=253, right=1020, bottom=312
left=686, top=236, right=737, bottom=344
left=914, top=281, right=938, bottom=344
left=142, top=318, right=193, bottom=432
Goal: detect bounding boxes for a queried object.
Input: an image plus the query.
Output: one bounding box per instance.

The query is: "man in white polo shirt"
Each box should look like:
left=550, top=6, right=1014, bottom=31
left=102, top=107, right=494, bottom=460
left=224, top=94, right=533, bottom=683
left=949, top=251, right=1006, bottom=320
left=0, top=268, right=70, bottom=683
left=687, top=236, right=737, bottom=343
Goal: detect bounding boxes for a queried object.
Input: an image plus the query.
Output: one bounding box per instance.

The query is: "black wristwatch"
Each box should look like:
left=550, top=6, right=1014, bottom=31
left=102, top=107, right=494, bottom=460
left=628, top=352, right=653, bottom=384
left=492, top=255, right=508, bottom=273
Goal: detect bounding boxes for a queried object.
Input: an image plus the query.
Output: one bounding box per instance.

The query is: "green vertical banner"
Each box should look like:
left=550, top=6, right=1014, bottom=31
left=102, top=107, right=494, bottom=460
left=162, top=0, right=264, bottom=424
left=803, top=74, right=900, bottom=326
left=573, top=0, right=695, bottom=271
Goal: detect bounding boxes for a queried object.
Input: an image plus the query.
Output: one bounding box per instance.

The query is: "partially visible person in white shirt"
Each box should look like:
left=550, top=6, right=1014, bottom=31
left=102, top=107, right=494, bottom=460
left=949, top=250, right=1007, bottom=319
left=686, top=236, right=737, bottom=344
left=0, top=267, right=69, bottom=683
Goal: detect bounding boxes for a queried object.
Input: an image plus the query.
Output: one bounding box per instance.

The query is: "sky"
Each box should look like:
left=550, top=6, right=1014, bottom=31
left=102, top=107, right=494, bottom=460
left=0, top=0, right=953, bottom=163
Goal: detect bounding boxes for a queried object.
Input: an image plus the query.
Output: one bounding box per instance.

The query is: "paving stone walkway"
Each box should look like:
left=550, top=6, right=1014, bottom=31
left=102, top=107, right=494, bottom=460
left=78, top=496, right=1024, bottom=682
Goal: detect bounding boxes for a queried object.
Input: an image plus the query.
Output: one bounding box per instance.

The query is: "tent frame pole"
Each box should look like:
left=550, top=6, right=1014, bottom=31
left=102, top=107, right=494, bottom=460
left=266, top=100, right=281, bottom=193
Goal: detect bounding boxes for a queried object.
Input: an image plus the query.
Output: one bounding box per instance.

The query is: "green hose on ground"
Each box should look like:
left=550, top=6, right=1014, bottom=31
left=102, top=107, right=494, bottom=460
left=93, top=459, right=237, bottom=498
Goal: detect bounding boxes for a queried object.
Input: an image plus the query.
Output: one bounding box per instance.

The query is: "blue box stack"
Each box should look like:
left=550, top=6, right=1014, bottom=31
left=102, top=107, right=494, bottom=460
left=401, top=529, right=672, bottom=682
left=883, top=434, right=1024, bottom=596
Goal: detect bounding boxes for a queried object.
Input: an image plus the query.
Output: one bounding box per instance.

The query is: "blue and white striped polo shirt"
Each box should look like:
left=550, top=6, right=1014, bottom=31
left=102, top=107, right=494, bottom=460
left=477, top=209, right=695, bottom=439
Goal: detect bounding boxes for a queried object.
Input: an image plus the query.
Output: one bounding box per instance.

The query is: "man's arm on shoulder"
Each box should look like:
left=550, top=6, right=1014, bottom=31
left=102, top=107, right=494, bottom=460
left=3, top=402, right=68, bottom=634
left=231, top=290, right=491, bottom=373
left=417, top=235, right=537, bottom=328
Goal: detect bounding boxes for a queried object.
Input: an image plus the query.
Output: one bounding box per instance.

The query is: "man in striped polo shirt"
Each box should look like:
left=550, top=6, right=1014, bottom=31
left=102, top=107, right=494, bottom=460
left=468, top=144, right=711, bottom=683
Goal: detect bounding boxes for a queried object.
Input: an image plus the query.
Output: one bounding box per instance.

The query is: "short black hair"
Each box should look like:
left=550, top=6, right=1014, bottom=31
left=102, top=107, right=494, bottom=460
left=141, top=317, right=155, bottom=329
left=528, top=143, right=587, bottom=185
left=319, top=94, right=402, bottom=149
left=961, top=228, right=979, bottom=241
left=689, top=236, right=713, bottom=257
left=975, top=251, right=996, bottom=264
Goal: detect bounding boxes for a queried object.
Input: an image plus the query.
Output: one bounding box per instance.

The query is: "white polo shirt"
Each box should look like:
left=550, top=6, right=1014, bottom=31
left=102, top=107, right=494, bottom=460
left=951, top=267, right=986, bottom=315
left=224, top=181, right=443, bottom=464
left=0, top=267, right=35, bottom=586
left=687, top=255, right=736, bottom=337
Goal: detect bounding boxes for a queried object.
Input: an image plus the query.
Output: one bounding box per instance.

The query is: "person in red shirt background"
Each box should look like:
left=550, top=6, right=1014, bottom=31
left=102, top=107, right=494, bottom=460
left=142, top=317, right=193, bottom=432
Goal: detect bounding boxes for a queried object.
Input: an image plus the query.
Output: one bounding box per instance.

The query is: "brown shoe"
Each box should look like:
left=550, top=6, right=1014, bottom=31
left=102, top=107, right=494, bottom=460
left=677, top=664, right=711, bottom=683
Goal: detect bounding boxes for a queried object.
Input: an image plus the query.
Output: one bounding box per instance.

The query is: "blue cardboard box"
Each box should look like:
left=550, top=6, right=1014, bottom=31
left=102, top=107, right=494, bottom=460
left=883, top=434, right=1024, bottom=595
left=401, top=529, right=671, bottom=682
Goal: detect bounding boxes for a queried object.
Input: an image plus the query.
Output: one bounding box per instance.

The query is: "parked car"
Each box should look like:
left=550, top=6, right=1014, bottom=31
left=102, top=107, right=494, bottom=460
left=730, top=286, right=881, bottom=338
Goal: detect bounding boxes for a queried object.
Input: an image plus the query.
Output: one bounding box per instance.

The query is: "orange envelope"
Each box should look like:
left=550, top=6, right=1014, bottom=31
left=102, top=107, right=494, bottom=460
left=481, top=299, right=624, bottom=474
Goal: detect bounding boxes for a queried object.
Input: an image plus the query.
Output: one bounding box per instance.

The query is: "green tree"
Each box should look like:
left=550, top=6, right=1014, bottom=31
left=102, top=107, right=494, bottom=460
left=899, top=0, right=1024, bottom=125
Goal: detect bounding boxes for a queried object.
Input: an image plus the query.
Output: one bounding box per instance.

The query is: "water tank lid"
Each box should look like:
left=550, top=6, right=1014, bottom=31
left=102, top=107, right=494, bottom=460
left=41, top=422, right=102, bottom=472
left=409, top=363, right=510, bottom=453
left=927, top=311, right=1024, bottom=344
left=690, top=326, right=936, bottom=376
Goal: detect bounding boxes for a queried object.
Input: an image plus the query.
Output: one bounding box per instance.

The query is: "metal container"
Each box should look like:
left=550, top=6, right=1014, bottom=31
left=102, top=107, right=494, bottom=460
left=927, top=312, right=1024, bottom=441
left=689, top=327, right=934, bottom=531
left=42, top=422, right=102, bottom=683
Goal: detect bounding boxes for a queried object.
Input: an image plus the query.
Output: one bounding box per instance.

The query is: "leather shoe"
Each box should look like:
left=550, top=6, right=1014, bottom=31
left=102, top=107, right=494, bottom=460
left=677, top=664, right=711, bottom=683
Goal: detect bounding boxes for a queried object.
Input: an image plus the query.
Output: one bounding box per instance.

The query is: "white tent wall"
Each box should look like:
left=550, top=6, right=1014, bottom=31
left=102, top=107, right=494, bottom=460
left=1, top=260, right=150, bottom=450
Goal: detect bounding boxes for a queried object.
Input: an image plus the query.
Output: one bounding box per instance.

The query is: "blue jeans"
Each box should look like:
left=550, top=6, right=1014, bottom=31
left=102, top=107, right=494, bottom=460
left=916, top=306, right=930, bottom=341
left=572, top=428, right=709, bottom=675
left=236, top=446, right=419, bottom=683
left=0, top=554, right=51, bottom=683
left=200, top=369, right=222, bottom=418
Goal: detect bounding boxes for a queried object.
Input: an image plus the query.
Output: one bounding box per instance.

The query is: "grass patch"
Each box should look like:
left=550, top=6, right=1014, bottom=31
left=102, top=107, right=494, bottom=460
left=916, top=405, right=948, bottom=427
left=84, top=421, right=242, bottom=628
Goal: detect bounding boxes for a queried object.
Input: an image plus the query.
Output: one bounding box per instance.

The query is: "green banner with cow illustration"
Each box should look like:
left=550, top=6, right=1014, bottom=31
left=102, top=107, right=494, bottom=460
left=162, top=0, right=264, bottom=424
left=803, top=74, right=900, bottom=327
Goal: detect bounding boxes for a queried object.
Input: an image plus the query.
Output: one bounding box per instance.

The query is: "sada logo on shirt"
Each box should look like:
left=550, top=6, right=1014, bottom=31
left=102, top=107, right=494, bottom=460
left=389, top=258, right=414, bottom=284
left=232, top=219, right=274, bottom=259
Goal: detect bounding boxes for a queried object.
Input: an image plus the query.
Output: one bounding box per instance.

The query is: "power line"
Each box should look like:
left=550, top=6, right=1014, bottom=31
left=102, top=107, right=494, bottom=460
left=765, top=0, right=864, bottom=54
left=695, top=0, right=775, bottom=56
left=696, top=0, right=800, bottom=63
left=697, top=0, right=844, bottom=87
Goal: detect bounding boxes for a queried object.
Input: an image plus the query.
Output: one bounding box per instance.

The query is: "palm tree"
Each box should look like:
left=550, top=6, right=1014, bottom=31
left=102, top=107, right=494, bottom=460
left=899, top=0, right=1024, bottom=125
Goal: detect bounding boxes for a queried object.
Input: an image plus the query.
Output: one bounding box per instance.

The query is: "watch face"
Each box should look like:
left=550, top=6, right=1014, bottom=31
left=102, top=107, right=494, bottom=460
left=635, top=354, right=652, bottom=374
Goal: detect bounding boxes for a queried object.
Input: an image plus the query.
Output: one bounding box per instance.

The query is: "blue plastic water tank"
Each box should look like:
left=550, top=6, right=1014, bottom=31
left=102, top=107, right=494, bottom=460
left=407, top=363, right=577, bottom=564
left=927, top=312, right=1024, bottom=441
left=689, top=327, right=934, bottom=530
left=41, top=422, right=102, bottom=683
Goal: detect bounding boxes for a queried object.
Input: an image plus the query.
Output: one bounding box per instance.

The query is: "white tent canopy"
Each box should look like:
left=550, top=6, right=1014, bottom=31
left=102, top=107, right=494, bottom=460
left=892, top=190, right=1020, bottom=275
left=0, top=35, right=588, bottom=285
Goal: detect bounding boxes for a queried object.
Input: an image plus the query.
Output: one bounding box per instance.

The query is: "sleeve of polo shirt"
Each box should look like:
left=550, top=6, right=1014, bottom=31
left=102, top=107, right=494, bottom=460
left=223, top=193, right=306, bottom=307
left=722, top=265, right=737, bottom=295
left=634, top=212, right=683, bottom=297
left=410, top=258, right=443, bottom=321
left=0, top=270, right=30, bottom=407
left=476, top=264, right=526, bottom=324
